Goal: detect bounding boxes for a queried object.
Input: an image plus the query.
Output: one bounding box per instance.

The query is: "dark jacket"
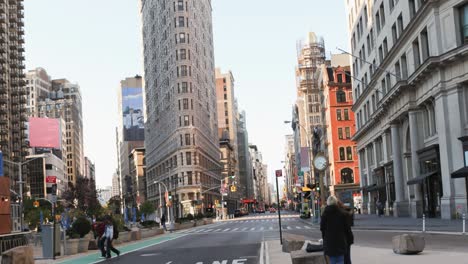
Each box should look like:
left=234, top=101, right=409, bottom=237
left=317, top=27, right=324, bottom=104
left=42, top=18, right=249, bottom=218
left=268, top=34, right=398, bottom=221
left=320, top=205, right=353, bottom=256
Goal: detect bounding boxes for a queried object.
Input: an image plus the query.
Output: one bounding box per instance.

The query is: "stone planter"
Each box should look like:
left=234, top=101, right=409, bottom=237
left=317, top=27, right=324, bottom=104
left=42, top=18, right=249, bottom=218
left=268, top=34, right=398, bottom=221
left=78, top=237, right=90, bottom=253
left=203, top=218, right=213, bottom=225
left=65, top=238, right=80, bottom=255
left=177, top=222, right=194, bottom=230
left=195, top=220, right=204, bottom=226
left=117, top=231, right=130, bottom=243
left=141, top=228, right=158, bottom=239
left=130, top=228, right=141, bottom=241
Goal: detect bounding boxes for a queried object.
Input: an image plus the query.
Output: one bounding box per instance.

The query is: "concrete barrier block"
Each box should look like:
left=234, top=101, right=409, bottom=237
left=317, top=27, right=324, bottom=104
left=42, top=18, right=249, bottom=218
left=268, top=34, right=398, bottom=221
left=282, top=234, right=306, bottom=253
left=392, top=234, right=425, bottom=255
left=1, top=245, right=34, bottom=264
left=290, top=250, right=327, bottom=264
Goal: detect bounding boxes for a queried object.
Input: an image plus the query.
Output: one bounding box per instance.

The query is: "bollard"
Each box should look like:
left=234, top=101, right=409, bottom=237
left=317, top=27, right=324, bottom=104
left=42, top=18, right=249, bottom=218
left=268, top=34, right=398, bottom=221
left=463, top=214, right=466, bottom=235
left=422, top=214, right=426, bottom=233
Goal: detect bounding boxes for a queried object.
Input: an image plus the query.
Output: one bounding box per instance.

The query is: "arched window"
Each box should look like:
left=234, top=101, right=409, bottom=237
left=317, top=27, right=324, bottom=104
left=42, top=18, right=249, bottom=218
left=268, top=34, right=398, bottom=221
left=341, top=168, right=354, bottom=184
left=337, top=90, right=346, bottom=103
left=346, top=147, right=353, bottom=160
left=339, top=147, right=345, bottom=161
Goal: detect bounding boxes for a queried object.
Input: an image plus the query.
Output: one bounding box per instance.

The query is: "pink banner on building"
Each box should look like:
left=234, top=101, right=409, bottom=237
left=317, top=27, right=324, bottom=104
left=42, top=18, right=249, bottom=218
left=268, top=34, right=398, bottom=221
left=29, top=117, right=61, bottom=148
left=300, top=147, right=310, bottom=172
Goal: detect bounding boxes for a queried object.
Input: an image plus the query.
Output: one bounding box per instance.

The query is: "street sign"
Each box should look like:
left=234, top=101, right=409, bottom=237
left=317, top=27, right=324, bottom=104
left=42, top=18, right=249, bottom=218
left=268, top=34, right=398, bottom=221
left=298, top=171, right=304, bottom=176
left=275, top=170, right=282, bottom=177
left=230, top=186, right=236, bottom=192
left=46, top=176, right=57, bottom=184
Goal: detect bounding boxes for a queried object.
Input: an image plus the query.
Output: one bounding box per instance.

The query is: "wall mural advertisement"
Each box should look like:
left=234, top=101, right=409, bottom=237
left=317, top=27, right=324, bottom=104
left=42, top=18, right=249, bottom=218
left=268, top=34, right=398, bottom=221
left=122, top=87, right=144, bottom=141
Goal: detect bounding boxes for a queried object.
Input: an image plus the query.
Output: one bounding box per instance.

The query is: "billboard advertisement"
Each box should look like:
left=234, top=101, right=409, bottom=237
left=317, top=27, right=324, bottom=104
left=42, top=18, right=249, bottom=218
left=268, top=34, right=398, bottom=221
left=122, top=87, right=144, bottom=141
left=29, top=117, right=61, bottom=148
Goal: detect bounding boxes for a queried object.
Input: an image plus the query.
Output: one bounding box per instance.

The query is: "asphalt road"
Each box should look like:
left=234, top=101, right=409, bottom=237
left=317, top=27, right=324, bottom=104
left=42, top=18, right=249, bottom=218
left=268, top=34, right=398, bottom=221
left=98, top=211, right=468, bottom=264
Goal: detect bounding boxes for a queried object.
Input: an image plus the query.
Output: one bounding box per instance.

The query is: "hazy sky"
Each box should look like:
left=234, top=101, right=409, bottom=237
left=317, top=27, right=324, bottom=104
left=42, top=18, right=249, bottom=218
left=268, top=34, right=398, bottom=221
left=24, top=0, right=348, bottom=190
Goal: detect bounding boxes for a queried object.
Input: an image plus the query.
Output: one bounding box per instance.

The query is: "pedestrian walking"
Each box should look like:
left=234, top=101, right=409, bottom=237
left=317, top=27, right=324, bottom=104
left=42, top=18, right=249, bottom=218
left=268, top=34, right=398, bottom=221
left=104, top=216, right=120, bottom=259
left=161, top=213, right=167, bottom=231
left=377, top=200, right=384, bottom=217
left=320, top=196, right=353, bottom=264
left=338, top=201, right=354, bottom=264
left=94, top=219, right=106, bottom=258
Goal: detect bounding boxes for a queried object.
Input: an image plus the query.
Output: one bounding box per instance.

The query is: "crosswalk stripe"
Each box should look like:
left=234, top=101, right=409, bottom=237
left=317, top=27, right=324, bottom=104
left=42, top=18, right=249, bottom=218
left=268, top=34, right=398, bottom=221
left=296, top=226, right=301, bottom=229
left=304, top=226, right=311, bottom=229
left=287, top=226, right=292, bottom=230
left=269, top=227, right=273, bottom=230
left=250, top=227, right=255, bottom=231
left=260, top=227, right=264, bottom=231
left=223, top=228, right=230, bottom=232
left=232, top=228, right=238, bottom=231
left=204, top=229, right=213, bottom=232
left=242, top=227, right=248, bottom=231
left=195, top=229, right=206, bottom=233
left=214, top=229, right=222, bottom=232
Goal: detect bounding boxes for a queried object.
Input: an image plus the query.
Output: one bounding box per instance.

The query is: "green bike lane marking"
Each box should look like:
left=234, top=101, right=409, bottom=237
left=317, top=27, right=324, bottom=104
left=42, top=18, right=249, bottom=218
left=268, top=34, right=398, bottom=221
left=58, top=234, right=185, bottom=264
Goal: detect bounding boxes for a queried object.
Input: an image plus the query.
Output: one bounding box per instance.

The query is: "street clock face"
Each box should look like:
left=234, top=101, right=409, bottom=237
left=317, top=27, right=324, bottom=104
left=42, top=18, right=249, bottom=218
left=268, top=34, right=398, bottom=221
left=313, top=155, right=327, bottom=171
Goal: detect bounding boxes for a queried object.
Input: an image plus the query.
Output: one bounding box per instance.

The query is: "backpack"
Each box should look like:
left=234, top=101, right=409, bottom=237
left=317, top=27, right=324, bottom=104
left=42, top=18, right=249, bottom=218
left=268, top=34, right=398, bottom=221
left=113, top=225, right=119, bottom=239
left=95, top=222, right=105, bottom=237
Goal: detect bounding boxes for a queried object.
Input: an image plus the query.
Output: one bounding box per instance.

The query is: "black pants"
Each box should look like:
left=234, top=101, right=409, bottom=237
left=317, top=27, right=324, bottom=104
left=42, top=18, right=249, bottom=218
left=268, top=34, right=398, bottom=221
left=344, top=244, right=352, bottom=264
left=98, top=237, right=106, bottom=257
left=106, top=238, right=120, bottom=258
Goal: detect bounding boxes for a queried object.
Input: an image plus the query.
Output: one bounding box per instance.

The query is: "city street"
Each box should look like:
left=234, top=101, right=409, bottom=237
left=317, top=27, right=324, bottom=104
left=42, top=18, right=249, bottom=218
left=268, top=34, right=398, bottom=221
left=55, top=211, right=468, bottom=264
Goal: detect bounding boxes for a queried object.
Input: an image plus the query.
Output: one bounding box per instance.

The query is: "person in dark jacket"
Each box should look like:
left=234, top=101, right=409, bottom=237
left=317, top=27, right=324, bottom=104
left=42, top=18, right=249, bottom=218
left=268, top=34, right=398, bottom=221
left=338, top=201, right=354, bottom=264
left=320, top=196, right=353, bottom=264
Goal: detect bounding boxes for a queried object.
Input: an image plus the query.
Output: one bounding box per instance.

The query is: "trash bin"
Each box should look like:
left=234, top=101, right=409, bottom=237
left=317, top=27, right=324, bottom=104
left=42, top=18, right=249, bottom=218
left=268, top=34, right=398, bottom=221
left=41, top=223, right=60, bottom=258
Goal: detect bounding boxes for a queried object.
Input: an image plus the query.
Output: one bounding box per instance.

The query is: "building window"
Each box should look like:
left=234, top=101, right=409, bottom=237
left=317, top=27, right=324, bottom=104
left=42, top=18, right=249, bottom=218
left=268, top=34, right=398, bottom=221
left=341, top=168, right=354, bottom=184
left=421, top=28, right=430, bottom=61
left=345, top=127, right=351, bottom=139
left=344, top=109, right=349, bottom=120
left=338, top=128, right=343, bottom=140
left=401, top=54, right=408, bottom=79
left=178, top=16, right=185, bottom=27
left=339, top=147, right=345, bottom=161
left=180, top=49, right=187, bottom=60
left=184, top=115, right=190, bottom=126
left=337, top=74, right=343, bottom=83
left=409, top=0, right=416, bottom=20
left=179, top=33, right=186, bottom=43
left=337, top=109, right=342, bottom=121
left=337, top=90, right=346, bottom=103
left=177, top=0, right=184, bottom=11
left=185, top=133, right=191, bottom=145
left=462, top=4, right=468, bottom=44
left=346, top=146, right=353, bottom=160
left=186, top=152, right=192, bottom=165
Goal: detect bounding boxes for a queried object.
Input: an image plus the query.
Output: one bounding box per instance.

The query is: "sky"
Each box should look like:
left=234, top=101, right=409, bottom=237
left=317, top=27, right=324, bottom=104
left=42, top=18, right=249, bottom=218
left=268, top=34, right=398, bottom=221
left=24, top=0, right=349, bottom=192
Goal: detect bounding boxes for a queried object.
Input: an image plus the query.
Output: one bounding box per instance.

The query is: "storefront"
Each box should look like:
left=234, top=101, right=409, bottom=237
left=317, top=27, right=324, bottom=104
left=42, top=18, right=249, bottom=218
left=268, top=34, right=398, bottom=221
left=451, top=137, right=468, bottom=208
left=408, top=145, right=443, bottom=218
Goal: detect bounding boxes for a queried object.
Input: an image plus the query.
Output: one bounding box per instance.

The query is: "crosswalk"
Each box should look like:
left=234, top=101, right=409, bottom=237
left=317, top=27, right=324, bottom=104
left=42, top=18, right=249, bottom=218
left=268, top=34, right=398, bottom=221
left=177, top=225, right=317, bottom=234
left=229, top=218, right=298, bottom=223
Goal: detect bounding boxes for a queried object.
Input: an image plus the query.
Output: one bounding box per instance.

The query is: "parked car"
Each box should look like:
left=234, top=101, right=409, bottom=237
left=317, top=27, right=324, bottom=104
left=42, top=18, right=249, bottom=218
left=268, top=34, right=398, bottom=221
left=234, top=210, right=242, bottom=217
left=269, top=208, right=276, bottom=213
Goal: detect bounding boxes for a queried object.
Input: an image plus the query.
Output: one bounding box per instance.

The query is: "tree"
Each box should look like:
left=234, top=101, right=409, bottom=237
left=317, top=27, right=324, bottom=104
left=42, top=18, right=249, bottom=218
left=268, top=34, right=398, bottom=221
left=61, top=178, right=102, bottom=217
left=140, top=201, right=155, bottom=217
left=107, top=196, right=122, bottom=215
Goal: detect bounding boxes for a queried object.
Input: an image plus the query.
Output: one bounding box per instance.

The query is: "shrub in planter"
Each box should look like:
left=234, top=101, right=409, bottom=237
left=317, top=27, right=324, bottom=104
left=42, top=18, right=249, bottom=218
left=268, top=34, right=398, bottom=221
left=204, top=212, right=214, bottom=218
left=141, top=220, right=157, bottom=228
left=186, top=213, right=194, bottom=221
left=195, top=212, right=204, bottom=220
left=71, top=216, right=92, bottom=238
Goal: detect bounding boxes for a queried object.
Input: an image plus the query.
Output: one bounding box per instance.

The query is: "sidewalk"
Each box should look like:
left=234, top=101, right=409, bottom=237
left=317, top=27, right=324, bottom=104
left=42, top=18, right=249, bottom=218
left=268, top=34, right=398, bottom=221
left=265, top=240, right=468, bottom=264
left=299, top=213, right=466, bottom=233
left=34, top=233, right=184, bottom=264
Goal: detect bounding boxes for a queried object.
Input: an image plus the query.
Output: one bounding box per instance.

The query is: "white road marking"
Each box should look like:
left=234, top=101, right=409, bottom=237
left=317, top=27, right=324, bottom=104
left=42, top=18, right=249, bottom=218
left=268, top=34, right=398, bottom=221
left=260, top=227, right=264, bottom=231
left=223, top=228, right=230, bottom=232
left=296, top=226, right=301, bottom=229
left=269, top=227, right=273, bottom=230
left=203, top=229, right=213, bottom=232
left=195, top=229, right=206, bottom=233
left=232, top=228, right=239, bottom=231
left=304, top=226, right=311, bottom=229
left=250, top=227, right=255, bottom=231
left=214, top=229, right=222, bottom=232
left=286, top=226, right=292, bottom=230
left=242, top=227, right=248, bottom=231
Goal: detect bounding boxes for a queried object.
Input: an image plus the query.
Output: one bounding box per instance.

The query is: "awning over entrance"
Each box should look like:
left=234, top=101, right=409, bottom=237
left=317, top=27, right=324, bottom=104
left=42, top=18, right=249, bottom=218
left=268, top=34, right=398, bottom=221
left=451, top=167, right=468, bottom=178
left=360, top=184, right=385, bottom=192
left=407, top=172, right=437, bottom=185
left=366, top=184, right=386, bottom=192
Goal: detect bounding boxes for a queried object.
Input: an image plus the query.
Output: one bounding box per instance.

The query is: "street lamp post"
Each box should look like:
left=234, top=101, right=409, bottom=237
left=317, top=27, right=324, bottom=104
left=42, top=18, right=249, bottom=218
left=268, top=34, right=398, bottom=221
left=284, top=121, right=315, bottom=219
left=153, top=180, right=172, bottom=224
left=3, top=154, right=47, bottom=231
